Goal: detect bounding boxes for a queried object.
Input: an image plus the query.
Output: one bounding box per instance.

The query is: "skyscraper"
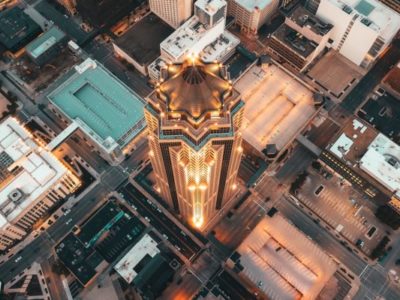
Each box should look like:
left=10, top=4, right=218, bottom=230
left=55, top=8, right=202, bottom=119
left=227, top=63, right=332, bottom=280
left=149, top=0, right=193, bottom=29
left=145, top=57, right=244, bottom=230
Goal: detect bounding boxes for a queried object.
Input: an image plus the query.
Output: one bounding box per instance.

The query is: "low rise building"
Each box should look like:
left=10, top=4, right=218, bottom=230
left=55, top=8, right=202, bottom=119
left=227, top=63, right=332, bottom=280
left=268, top=6, right=332, bottom=72
left=149, top=0, right=239, bottom=80
left=0, top=7, right=42, bottom=56
left=234, top=63, right=320, bottom=166
left=114, top=234, right=176, bottom=298
left=160, top=0, right=228, bottom=63
left=382, top=61, right=400, bottom=98
left=324, top=117, right=398, bottom=204
left=234, top=212, right=337, bottom=299
left=26, top=26, right=67, bottom=66
left=112, top=13, right=174, bottom=75
left=48, top=58, right=146, bottom=164
left=0, top=117, right=80, bottom=250
left=316, top=0, right=400, bottom=68
left=227, top=0, right=279, bottom=33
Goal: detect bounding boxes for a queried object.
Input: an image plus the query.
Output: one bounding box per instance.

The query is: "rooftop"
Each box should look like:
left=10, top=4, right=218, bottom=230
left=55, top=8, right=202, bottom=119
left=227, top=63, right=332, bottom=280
left=237, top=213, right=337, bottom=299
left=114, top=234, right=160, bottom=284
left=0, top=118, right=70, bottom=228
left=287, top=6, right=333, bottom=36
left=382, top=62, right=400, bottom=96
left=319, top=0, right=400, bottom=40
left=76, top=0, right=146, bottom=28
left=233, top=0, right=275, bottom=11
left=156, top=59, right=235, bottom=120
left=48, top=59, right=145, bottom=150
left=360, top=133, right=400, bottom=198
left=0, top=6, right=42, bottom=52
left=26, top=26, right=66, bottom=59
left=160, top=13, right=224, bottom=60
left=329, top=118, right=377, bottom=162
left=77, top=201, right=124, bottom=247
left=273, top=23, right=318, bottom=58
left=234, top=64, right=317, bottom=152
left=196, top=0, right=227, bottom=12
left=113, top=13, right=174, bottom=66
left=55, top=233, right=104, bottom=286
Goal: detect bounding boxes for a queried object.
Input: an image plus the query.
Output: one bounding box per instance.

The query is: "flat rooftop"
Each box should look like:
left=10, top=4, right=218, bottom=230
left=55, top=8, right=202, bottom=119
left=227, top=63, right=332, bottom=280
left=26, top=26, right=66, bottom=59
left=329, top=118, right=377, bottom=162
left=233, top=0, right=275, bottom=11
left=382, top=62, right=400, bottom=96
left=200, top=30, right=240, bottom=62
left=273, top=23, right=317, bottom=58
left=196, top=0, right=226, bottom=12
left=234, top=64, right=317, bottom=152
left=114, top=13, right=173, bottom=66
left=160, top=14, right=223, bottom=60
left=76, top=0, right=146, bottom=28
left=77, top=201, right=124, bottom=247
left=48, top=58, right=145, bottom=149
left=287, top=6, right=332, bottom=36
left=0, top=118, right=69, bottom=228
left=360, top=133, right=400, bottom=198
left=0, top=6, right=42, bottom=52
left=114, top=234, right=160, bottom=284
left=55, top=233, right=104, bottom=286
left=319, top=0, right=400, bottom=40
left=237, top=213, right=337, bottom=299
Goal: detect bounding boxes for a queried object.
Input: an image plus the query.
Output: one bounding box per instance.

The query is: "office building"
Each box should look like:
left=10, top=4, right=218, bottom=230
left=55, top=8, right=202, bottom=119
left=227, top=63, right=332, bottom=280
left=379, top=0, right=400, bottom=13
left=0, top=7, right=42, bottom=55
left=0, top=118, right=80, bottom=251
left=268, top=6, right=332, bottom=72
left=160, top=0, right=228, bottom=62
left=113, top=14, right=174, bottom=76
left=234, top=213, right=337, bottom=299
left=316, top=0, right=400, bottom=68
left=227, top=0, right=279, bottom=33
left=149, top=0, right=193, bottom=29
left=145, top=58, right=244, bottom=230
left=48, top=59, right=146, bottom=164
left=149, top=0, right=239, bottom=80
left=26, top=26, right=67, bottom=66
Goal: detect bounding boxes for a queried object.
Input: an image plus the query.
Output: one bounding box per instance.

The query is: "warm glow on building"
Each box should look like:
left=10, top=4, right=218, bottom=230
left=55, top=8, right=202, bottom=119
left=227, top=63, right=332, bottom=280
left=145, top=58, right=244, bottom=230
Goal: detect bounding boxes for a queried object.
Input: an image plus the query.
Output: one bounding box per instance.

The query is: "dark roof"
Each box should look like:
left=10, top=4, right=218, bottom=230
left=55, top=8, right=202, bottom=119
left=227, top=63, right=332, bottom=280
left=158, top=59, right=233, bottom=120
left=76, top=0, right=146, bottom=28
left=77, top=201, right=123, bottom=247
left=0, top=7, right=42, bottom=52
left=55, top=233, right=103, bottom=286
left=114, top=13, right=173, bottom=66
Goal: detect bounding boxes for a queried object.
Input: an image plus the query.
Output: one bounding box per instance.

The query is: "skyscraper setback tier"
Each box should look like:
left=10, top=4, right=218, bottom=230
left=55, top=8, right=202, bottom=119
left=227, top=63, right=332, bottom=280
left=145, top=58, right=244, bottom=230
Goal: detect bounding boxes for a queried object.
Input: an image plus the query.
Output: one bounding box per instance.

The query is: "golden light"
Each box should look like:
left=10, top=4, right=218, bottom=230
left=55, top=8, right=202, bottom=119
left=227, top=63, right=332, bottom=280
left=193, top=215, right=204, bottom=228
left=149, top=150, right=154, bottom=157
left=232, top=183, right=237, bottom=190
left=237, top=146, right=243, bottom=153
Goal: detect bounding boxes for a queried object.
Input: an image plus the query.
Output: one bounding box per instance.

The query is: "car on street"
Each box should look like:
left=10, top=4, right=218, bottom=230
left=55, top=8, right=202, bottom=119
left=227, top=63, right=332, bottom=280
left=14, top=256, right=22, bottom=263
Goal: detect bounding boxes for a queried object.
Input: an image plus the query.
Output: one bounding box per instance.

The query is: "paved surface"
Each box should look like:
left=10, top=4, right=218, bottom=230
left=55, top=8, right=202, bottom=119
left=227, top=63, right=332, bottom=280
left=276, top=196, right=400, bottom=300
left=341, top=39, right=400, bottom=113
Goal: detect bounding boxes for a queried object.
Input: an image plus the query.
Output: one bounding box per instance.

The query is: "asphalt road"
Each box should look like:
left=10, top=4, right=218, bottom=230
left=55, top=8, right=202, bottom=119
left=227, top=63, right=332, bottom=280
left=119, top=183, right=201, bottom=260
left=341, top=39, right=400, bottom=113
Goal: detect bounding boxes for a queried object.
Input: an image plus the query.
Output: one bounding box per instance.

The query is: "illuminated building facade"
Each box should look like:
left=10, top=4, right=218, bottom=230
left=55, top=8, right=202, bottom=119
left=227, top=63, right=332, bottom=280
left=145, top=58, right=244, bottom=230
left=0, top=118, right=80, bottom=250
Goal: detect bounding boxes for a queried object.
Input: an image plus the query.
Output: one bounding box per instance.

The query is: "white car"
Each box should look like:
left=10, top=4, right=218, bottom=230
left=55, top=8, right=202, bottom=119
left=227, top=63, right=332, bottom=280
left=14, top=256, right=22, bottom=263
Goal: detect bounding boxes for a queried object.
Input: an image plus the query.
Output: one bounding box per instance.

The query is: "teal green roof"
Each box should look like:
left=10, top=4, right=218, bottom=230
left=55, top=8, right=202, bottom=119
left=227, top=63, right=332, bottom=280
left=355, top=0, right=375, bottom=16
left=26, top=26, right=66, bottom=58
left=48, top=60, right=145, bottom=146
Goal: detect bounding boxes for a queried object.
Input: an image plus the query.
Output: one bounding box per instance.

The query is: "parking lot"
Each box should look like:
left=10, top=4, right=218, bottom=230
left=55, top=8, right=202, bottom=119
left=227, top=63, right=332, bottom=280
left=296, top=166, right=390, bottom=256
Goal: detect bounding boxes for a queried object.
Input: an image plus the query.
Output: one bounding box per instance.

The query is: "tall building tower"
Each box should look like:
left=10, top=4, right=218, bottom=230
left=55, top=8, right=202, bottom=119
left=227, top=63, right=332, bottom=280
left=145, top=58, right=244, bottom=230
left=149, top=0, right=193, bottom=29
